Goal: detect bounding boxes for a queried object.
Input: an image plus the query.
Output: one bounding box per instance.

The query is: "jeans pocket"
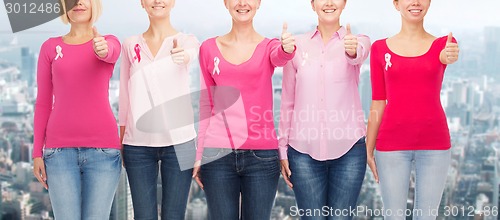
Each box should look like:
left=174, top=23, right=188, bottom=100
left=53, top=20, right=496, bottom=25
left=97, top=148, right=120, bottom=157
left=252, top=150, right=278, bottom=161
left=43, top=148, right=60, bottom=159
left=202, top=148, right=223, bottom=159
left=354, top=136, right=366, bottom=146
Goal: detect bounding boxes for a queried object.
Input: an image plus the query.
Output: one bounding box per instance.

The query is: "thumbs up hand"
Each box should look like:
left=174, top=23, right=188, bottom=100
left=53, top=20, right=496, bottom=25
left=281, top=22, right=295, bottom=54
left=442, top=32, right=459, bottom=64
left=92, top=26, right=108, bottom=58
left=344, top=24, right=358, bottom=58
left=170, top=38, right=189, bottom=65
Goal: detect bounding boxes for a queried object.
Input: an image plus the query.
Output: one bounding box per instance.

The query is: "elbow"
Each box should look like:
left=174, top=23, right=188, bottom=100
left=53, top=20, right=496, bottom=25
left=370, top=100, right=386, bottom=110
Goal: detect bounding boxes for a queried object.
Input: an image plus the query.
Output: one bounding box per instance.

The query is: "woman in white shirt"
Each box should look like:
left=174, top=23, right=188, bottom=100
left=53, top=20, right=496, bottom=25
left=118, top=0, right=198, bottom=219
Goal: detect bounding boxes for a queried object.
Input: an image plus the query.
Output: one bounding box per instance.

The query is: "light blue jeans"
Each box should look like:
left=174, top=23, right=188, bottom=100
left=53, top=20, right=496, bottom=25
left=375, top=150, right=451, bottom=220
left=43, top=147, right=122, bottom=220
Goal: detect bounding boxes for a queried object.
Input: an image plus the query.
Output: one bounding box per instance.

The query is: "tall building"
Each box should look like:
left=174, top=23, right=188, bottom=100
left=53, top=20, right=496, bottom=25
left=21, top=47, right=36, bottom=86
left=359, top=68, right=371, bottom=120
left=483, top=27, right=500, bottom=76
left=0, top=44, right=36, bottom=86
left=110, top=171, right=133, bottom=220
left=493, top=144, right=500, bottom=210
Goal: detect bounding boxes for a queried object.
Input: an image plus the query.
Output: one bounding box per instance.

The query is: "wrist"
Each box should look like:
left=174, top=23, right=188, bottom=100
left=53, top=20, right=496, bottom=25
left=183, top=53, right=190, bottom=64
left=346, top=51, right=357, bottom=58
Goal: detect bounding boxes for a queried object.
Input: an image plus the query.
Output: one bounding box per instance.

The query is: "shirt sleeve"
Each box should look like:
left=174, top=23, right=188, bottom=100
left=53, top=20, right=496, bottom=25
left=196, top=43, right=216, bottom=161
left=370, top=41, right=387, bottom=100
left=346, top=34, right=371, bottom=65
left=97, top=35, right=122, bottom=64
left=269, top=38, right=296, bottom=67
left=278, top=55, right=298, bottom=160
left=181, top=34, right=200, bottom=66
left=118, top=39, right=131, bottom=126
left=33, top=40, right=54, bottom=158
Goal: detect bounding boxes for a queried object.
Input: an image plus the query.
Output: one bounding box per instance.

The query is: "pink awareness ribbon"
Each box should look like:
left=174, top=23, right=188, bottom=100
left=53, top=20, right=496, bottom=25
left=134, top=44, right=141, bottom=63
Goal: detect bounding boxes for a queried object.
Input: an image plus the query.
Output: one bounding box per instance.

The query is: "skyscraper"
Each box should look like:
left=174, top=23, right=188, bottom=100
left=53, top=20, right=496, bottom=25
left=110, top=171, right=134, bottom=220
left=359, top=68, right=371, bottom=120
left=483, top=27, right=500, bottom=76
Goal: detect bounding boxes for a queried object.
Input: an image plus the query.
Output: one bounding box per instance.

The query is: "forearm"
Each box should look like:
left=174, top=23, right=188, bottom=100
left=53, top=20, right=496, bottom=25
left=119, top=126, right=125, bottom=144
left=366, top=101, right=386, bottom=155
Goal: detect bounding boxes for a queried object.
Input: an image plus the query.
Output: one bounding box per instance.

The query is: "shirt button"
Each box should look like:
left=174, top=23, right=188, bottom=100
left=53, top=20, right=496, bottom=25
left=320, top=65, right=323, bottom=68
left=322, top=50, right=325, bottom=54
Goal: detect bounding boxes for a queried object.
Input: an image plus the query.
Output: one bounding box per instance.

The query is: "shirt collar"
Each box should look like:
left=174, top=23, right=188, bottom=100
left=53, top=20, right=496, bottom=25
left=309, top=26, right=348, bottom=40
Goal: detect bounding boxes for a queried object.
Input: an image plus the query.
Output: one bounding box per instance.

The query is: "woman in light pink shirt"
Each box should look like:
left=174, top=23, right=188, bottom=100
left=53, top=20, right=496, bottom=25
left=191, top=0, right=295, bottom=219
left=278, top=0, right=370, bottom=219
left=32, top=0, right=122, bottom=219
left=119, top=0, right=198, bottom=219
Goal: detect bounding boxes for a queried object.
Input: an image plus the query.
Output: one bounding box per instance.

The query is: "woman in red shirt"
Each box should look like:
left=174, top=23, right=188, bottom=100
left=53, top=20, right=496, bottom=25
left=367, top=0, right=459, bottom=219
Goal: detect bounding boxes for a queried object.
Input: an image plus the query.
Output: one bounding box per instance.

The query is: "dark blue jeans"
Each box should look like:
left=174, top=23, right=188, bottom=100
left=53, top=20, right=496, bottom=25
left=123, top=140, right=195, bottom=220
left=288, top=137, right=367, bottom=220
left=200, top=148, right=280, bottom=220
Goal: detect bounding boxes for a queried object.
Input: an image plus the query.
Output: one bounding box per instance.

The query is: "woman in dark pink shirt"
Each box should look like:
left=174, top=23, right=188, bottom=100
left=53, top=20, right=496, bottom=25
left=191, top=0, right=295, bottom=219
left=367, top=0, right=459, bottom=219
left=32, top=0, right=121, bottom=219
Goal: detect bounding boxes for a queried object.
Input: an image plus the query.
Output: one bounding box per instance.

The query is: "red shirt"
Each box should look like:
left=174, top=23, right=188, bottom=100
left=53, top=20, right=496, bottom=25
left=370, top=36, right=454, bottom=151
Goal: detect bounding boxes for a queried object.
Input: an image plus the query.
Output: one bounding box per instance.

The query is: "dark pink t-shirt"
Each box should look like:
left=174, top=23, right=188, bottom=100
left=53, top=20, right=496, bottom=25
left=370, top=36, right=454, bottom=151
left=196, top=37, right=295, bottom=160
left=33, top=36, right=121, bottom=158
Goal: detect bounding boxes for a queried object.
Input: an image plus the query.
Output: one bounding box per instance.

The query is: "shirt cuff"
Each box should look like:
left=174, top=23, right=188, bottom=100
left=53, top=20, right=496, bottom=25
left=195, top=146, right=204, bottom=161
left=279, top=45, right=296, bottom=61
left=32, top=149, right=43, bottom=158
left=96, top=43, right=115, bottom=63
left=345, top=44, right=364, bottom=65
left=278, top=139, right=289, bottom=160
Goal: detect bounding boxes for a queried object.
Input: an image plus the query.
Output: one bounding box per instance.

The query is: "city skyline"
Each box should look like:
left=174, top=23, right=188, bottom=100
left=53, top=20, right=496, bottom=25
left=0, top=1, right=500, bottom=219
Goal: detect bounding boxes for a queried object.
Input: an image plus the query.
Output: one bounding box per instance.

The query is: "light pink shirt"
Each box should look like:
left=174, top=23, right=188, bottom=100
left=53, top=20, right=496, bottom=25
left=278, top=27, right=371, bottom=160
left=119, top=33, right=199, bottom=147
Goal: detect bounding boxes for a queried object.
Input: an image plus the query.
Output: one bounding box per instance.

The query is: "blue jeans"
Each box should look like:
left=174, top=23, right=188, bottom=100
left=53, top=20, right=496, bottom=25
left=123, top=140, right=195, bottom=220
left=43, top=147, right=122, bottom=220
left=200, top=148, right=280, bottom=220
left=288, top=137, right=367, bottom=220
left=375, top=149, right=451, bottom=220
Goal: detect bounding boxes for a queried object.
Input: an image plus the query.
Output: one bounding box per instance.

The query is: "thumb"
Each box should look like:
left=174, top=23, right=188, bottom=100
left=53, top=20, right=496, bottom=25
left=41, top=166, right=47, bottom=181
left=93, top=26, right=101, bottom=38
left=173, top=38, right=178, bottom=49
left=447, top=32, right=453, bottom=43
left=282, top=22, right=288, bottom=35
left=285, top=165, right=292, bottom=177
left=346, top=23, right=352, bottom=35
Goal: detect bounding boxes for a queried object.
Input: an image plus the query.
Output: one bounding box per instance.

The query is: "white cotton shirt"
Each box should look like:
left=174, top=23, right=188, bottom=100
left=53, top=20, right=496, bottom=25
left=119, top=33, right=199, bottom=147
